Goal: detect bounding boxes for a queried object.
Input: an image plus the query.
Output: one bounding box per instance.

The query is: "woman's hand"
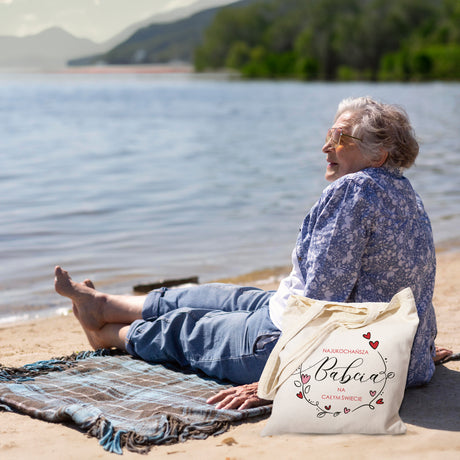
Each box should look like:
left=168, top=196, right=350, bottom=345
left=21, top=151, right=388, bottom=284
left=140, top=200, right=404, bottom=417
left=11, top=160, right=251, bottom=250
left=434, top=346, right=453, bottom=363
left=206, top=382, right=271, bottom=410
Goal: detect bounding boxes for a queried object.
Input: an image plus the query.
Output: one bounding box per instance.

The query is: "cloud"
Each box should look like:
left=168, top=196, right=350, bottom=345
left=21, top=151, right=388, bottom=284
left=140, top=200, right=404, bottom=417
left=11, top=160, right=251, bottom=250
left=15, top=13, right=52, bottom=36
left=23, top=13, right=37, bottom=22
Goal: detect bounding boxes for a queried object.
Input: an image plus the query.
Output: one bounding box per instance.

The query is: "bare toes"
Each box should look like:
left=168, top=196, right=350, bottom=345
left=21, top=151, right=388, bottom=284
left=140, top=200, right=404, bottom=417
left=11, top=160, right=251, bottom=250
left=54, top=266, right=74, bottom=297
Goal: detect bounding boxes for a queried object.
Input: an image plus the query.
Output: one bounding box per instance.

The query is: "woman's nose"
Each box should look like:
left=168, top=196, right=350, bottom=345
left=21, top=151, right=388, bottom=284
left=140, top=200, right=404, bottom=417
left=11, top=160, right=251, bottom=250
left=322, top=139, right=334, bottom=153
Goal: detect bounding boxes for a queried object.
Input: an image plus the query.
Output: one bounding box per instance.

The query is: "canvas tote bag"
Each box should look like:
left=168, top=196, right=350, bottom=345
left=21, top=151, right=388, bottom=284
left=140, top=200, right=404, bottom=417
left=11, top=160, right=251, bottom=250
left=258, top=288, right=419, bottom=435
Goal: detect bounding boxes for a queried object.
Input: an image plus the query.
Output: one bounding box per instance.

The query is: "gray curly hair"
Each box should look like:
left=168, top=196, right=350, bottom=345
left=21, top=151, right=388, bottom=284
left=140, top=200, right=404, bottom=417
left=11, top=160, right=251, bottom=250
left=334, top=97, right=419, bottom=169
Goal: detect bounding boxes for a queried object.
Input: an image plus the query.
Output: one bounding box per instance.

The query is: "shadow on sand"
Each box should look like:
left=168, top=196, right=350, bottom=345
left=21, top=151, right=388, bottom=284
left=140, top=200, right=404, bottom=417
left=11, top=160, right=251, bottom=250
left=400, top=364, right=460, bottom=431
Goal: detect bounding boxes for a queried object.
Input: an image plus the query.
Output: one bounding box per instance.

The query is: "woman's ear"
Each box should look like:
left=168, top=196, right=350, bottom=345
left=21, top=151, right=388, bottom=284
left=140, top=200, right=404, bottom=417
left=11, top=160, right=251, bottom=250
left=373, top=150, right=389, bottom=167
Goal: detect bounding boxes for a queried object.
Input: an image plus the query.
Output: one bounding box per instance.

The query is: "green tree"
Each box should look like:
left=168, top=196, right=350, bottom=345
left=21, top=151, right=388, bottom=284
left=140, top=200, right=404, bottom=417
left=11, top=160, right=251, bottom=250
left=194, top=0, right=460, bottom=81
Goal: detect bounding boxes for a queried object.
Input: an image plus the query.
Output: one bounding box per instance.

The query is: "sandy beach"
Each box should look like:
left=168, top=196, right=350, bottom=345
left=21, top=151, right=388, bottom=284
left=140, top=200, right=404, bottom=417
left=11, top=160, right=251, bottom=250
left=1, top=248, right=459, bottom=459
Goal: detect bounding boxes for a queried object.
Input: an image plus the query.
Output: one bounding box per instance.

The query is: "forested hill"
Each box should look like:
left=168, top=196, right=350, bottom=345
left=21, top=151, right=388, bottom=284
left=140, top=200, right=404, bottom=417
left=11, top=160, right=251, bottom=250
left=195, top=0, right=460, bottom=81
left=69, top=0, right=260, bottom=66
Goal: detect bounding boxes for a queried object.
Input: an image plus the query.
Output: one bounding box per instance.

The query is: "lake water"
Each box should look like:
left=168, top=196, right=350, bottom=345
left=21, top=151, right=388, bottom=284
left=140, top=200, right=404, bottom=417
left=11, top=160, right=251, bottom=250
left=1, top=72, right=459, bottom=324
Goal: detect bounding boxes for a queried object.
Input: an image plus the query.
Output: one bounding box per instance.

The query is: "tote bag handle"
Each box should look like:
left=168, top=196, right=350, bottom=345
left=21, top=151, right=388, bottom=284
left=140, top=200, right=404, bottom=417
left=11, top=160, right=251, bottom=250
left=258, top=288, right=416, bottom=400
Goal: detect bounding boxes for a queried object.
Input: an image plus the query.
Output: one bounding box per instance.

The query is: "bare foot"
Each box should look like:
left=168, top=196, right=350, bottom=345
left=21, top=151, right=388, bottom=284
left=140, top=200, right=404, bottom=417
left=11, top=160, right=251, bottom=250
left=54, top=266, right=106, bottom=331
left=72, top=279, right=95, bottom=320
left=74, top=279, right=111, bottom=351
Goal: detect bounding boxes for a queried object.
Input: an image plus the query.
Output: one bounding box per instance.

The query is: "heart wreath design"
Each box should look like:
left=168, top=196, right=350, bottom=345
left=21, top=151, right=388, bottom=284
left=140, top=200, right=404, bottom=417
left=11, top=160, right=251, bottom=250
left=292, top=330, right=394, bottom=418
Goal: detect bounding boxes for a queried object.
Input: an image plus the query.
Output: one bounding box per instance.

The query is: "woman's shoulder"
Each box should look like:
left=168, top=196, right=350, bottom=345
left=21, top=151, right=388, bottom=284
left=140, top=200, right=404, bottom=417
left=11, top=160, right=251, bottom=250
left=322, top=168, right=380, bottom=199
left=317, top=167, right=415, bottom=217
left=324, top=167, right=407, bottom=197
left=314, top=172, right=376, bottom=218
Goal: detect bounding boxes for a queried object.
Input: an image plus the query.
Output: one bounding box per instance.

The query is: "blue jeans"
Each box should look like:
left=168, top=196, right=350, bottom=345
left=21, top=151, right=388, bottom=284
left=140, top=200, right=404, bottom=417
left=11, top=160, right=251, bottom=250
left=126, top=283, right=280, bottom=384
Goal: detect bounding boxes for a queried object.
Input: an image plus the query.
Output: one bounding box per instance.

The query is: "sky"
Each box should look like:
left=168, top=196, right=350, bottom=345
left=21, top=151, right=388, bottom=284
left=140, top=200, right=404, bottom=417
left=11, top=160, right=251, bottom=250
left=0, top=0, right=236, bottom=42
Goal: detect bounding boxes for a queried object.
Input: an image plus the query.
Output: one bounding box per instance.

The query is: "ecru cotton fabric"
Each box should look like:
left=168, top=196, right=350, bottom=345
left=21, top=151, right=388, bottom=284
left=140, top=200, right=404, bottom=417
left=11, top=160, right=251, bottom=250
left=259, top=288, right=419, bottom=435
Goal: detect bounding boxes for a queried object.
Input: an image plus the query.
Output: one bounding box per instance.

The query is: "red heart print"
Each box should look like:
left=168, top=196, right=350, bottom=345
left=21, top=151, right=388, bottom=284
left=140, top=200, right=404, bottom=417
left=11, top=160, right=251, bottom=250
left=344, top=407, right=350, bottom=414
left=325, top=405, right=331, bottom=410
left=296, top=392, right=303, bottom=399
left=369, top=340, right=379, bottom=349
left=363, top=332, right=371, bottom=340
left=376, top=398, right=384, bottom=405
left=370, top=390, right=376, bottom=397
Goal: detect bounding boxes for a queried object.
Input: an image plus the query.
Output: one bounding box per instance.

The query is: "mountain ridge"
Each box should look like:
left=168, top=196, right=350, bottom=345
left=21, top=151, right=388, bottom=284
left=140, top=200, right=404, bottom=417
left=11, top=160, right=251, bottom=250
left=70, top=0, right=259, bottom=66
left=0, top=27, right=105, bottom=68
left=0, top=0, right=241, bottom=69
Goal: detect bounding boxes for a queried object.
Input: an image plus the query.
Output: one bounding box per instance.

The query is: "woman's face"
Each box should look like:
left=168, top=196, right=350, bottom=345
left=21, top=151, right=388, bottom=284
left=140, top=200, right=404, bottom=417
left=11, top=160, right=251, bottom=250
left=322, top=112, right=372, bottom=182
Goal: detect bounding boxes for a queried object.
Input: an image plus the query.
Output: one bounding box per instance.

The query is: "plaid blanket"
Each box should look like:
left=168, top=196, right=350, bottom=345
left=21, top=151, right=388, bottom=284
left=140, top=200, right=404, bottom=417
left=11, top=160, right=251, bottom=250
left=0, top=350, right=271, bottom=454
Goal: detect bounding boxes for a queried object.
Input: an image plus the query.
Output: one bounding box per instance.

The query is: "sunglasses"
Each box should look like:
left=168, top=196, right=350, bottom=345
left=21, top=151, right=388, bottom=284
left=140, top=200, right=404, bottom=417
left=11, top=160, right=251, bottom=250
left=325, top=128, right=363, bottom=146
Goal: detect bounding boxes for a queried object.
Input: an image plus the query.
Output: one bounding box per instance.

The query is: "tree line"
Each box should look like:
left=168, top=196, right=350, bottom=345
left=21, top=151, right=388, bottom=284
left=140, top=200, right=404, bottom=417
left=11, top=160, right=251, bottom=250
left=194, top=0, right=460, bottom=80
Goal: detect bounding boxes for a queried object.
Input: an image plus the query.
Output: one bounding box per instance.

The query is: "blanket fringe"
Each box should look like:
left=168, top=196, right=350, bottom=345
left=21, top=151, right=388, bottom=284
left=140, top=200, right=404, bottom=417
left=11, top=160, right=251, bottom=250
left=0, top=349, right=121, bottom=383
left=87, top=414, right=230, bottom=455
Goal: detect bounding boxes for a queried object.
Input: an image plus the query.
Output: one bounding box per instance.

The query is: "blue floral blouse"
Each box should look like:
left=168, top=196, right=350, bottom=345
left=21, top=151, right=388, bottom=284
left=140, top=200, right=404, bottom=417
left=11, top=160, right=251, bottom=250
left=270, top=166, right=437, bottom=387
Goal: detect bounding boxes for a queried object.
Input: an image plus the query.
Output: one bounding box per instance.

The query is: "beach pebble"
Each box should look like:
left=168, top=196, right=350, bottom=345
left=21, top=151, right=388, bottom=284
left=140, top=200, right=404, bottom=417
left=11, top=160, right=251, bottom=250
left=220, top=436, right=238, bottom=446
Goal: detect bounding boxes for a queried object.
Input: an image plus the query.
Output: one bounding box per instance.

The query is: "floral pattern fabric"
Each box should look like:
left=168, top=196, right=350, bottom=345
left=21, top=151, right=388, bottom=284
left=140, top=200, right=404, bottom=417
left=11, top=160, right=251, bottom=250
left=270, top=166, right=437, bottom=387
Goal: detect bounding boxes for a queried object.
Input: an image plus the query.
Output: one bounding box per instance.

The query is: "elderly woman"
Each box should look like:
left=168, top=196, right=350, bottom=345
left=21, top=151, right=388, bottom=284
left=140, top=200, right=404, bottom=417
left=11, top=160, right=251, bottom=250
left=54, top=96, right=438, bottom=410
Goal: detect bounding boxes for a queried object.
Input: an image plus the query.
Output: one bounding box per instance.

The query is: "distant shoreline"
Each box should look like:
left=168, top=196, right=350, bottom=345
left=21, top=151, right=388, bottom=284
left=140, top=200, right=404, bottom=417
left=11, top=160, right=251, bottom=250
left=58, top=64, right=194, bottom=74
left=0, top=64, right=195, bottom=75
